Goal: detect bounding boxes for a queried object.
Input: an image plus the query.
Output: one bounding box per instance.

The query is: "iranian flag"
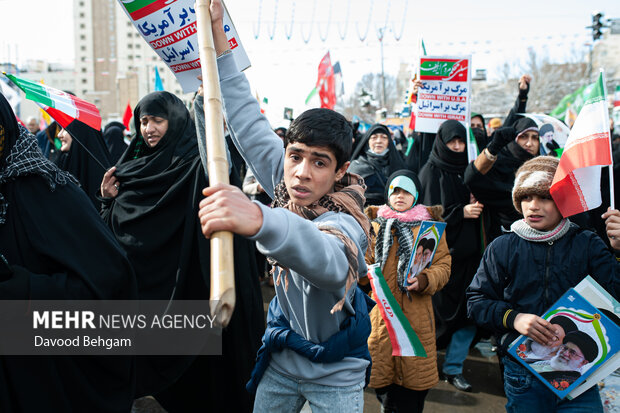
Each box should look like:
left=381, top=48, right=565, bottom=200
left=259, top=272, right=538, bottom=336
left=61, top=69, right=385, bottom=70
left=550, top=72, right=613, bottom=217
left=4, top=73, right=101, bottom=131
left=367, top=264, right=426, bottom=357
left=614, top=85, right=620, bottom=108
left=119, top=0, right=175, bottom=21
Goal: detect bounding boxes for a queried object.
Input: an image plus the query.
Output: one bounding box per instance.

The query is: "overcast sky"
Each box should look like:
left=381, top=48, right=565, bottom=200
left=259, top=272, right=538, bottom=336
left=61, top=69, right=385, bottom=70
left=1, top=0, right=620, bottom=125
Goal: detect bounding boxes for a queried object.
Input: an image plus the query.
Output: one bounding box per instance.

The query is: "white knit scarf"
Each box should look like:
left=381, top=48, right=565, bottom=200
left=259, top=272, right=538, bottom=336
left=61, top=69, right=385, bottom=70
left=510, top=218, right=571, bottom=243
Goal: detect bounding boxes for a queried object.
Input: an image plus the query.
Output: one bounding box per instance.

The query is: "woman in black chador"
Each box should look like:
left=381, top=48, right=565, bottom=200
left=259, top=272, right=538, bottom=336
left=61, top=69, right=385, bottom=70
left=419, top=120, right=482, bottom=391
left=0, top=93, right=136, bottom=412
left=348, top=124, right=406, bottom=206
left=54, top=120, right=112, bottom=210
left=99, top=91, right=264, bottom=412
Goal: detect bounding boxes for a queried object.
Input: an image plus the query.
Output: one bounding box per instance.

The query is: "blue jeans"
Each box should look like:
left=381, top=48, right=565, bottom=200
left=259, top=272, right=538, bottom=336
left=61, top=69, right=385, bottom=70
left=253, top=366, right=364, bottom=413
left=442, top=325, right=477, bottom=375
left=502, top=356, right=604, bottom=412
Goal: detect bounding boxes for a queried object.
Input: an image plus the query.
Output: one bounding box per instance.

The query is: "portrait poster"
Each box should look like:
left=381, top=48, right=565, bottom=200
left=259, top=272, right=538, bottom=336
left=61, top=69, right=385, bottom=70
left=402, top=221, right=446, bottom=290
left=508, top=287, right=620, bottom=399
left=519, top=113, right=571, bottom=157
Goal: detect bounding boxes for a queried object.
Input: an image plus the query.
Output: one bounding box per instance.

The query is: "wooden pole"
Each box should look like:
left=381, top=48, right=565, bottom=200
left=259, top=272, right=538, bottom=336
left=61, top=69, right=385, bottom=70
left=195, top=0, right=235, bottom=327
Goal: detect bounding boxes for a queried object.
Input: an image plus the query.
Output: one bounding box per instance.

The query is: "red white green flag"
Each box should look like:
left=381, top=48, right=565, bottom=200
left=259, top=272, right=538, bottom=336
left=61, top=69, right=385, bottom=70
left=550, top=72, right=613, bottom=217
left=367, top=264, right=426, bottom=357
left=614, top=85, right=620, bottom=108
left=3, top=73, right=101, bottom=131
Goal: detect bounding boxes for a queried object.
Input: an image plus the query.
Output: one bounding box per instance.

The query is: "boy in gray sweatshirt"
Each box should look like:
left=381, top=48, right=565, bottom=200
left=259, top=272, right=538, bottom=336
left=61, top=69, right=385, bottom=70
left=196, top=1, right=374, bottom=411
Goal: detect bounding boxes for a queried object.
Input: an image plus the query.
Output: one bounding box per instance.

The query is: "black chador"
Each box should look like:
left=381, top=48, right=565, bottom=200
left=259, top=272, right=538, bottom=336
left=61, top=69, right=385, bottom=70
left=0, top=93, right=137, bottom=412
left=101, top=91, right=264, bottom=412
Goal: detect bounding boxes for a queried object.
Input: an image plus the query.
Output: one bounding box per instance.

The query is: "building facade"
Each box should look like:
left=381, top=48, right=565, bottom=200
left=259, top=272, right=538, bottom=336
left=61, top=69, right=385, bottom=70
left=74, top=0, right=188, bottom=123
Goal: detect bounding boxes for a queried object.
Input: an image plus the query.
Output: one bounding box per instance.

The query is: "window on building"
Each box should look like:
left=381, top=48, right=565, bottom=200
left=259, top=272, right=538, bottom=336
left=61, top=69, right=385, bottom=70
left=81, top=67, right=87, bottom=73
left=80, top=46, right=86, bottom=51
left=81, top=78, right=87, bottom=84
left=80, top=23, right=85, bottom=29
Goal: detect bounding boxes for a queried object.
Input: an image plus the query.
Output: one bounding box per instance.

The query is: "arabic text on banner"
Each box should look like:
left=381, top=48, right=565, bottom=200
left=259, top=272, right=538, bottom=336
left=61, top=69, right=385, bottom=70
left=415, top=56, right=472, bottom=134
left=118, top=0, right=250, bottom=93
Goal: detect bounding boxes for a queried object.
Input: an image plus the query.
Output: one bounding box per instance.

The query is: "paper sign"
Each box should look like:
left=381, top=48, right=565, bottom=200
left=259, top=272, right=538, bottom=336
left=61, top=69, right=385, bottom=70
left=118, top=0, right=251, bottom=93
left=415, top=56, right=472, bottom=134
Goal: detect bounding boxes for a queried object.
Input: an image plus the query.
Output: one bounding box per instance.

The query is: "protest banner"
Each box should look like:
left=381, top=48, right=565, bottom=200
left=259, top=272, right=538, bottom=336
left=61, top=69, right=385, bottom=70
left=117, top=0, right=250, bottom=93
left=415, top=56, right=472, bottom=134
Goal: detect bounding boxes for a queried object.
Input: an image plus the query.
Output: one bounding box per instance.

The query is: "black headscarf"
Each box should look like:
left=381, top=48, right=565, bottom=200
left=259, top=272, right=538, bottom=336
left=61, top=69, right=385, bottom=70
left=102, top=92, right=263, bottom=407
left=504, top=117, right=538, bottom=162
left=428, top=120, right=468, bottom=174
left=348, top=124, right=406, bottom=205
left=0, top=94, right=77, bottom=223
left=54, top=120, right=112, bottom=209
left=103, top=121, right=128, bottom=163
left=419, top=119, right=482, bottom=342
left=471, top=112, right=487, bottom=136
left=106, top=91, right=204, bottom=300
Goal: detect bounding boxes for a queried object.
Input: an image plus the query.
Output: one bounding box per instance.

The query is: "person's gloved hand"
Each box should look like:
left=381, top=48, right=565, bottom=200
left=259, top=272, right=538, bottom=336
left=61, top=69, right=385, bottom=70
left=486, top=126, right=516, bottom=156
left=546, top=140, right=560, bottom=156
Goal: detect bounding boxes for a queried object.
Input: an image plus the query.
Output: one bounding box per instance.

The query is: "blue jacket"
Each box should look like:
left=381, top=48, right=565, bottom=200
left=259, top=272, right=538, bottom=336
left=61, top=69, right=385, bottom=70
left=247, top=287, right=375, bottom=393
left=466, top=224, right=618, bottom=353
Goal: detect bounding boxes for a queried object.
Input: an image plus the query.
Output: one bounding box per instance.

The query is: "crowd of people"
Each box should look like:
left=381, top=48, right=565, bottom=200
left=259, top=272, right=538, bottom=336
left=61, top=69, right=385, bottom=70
left=2, top=1, right=620, bottom=412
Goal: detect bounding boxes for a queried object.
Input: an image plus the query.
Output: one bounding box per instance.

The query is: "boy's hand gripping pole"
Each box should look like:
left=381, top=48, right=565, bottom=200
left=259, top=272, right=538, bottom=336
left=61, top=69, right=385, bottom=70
left=195, top=0, right=235, bottom=328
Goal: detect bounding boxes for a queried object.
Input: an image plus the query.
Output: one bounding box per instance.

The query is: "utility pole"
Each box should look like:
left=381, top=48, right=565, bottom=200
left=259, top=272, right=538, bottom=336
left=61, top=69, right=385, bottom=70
left=378, top=27, right=386, bottom=109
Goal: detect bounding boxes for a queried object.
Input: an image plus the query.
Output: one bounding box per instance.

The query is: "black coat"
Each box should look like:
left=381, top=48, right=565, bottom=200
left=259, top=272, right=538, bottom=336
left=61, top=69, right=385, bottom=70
left=405, top=131, right=435, bottom=174
left=464, top=122, right=535, bottom=243
left=348, top=124, right=406, bottom=206
left=419, top=120, right=481, bottom=339
left=467, top=224, right=619, bottom=354
left=103, top=121, right=129, bottom=164
left=0, top=93, right=137, bottom=412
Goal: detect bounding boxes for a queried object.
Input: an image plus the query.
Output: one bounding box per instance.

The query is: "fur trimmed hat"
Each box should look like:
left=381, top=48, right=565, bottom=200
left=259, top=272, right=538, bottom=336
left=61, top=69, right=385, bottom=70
left=512, top=156, right=559, bottom=214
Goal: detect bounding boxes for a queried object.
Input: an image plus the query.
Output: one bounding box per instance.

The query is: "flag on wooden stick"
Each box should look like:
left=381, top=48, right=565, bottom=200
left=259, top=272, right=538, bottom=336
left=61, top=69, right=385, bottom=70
left=550, top=72, right=613, bottom=217
left=4, top=73, right=101, bottom=131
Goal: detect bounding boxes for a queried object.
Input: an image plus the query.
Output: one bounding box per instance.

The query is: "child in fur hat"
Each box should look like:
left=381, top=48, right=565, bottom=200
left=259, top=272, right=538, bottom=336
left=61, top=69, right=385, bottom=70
left=467, top=156, right=619, bottom=411
left=365, top=169, right=451, bottom=413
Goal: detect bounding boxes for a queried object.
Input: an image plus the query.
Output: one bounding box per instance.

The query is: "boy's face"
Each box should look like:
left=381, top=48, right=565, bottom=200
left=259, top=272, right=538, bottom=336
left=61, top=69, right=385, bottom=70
left=389, top=187, right=415, bottom=212
left=283, top=142, right=349, bottom=207
left=521, top=194, right=562, bottom=231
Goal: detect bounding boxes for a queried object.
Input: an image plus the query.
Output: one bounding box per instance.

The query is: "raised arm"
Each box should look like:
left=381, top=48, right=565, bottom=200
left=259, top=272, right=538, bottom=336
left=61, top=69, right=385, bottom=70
left=194, top=0, right=285, bottom=198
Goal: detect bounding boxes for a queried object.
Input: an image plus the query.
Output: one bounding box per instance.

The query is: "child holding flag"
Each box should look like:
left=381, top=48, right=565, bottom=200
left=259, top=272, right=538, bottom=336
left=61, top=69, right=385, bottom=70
left=467, top=156, right=618, bottom=411
left=365, top=170, right=451, bottom=413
